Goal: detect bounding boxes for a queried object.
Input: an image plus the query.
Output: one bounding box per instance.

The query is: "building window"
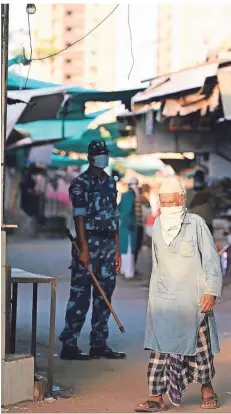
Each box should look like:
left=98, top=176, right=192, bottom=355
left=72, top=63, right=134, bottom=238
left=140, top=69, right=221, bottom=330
left=65, top=58, right=72, bottom=64
left=66, top=10, right=73, bottom=16
left=66, top=26, right=72, bottom=32
left=65, top=74, right=72, bottom=80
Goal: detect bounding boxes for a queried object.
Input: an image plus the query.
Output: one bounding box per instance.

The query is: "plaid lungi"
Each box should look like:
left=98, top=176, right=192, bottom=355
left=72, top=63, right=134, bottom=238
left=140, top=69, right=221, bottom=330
left=148, top=317, right=215, bottom=407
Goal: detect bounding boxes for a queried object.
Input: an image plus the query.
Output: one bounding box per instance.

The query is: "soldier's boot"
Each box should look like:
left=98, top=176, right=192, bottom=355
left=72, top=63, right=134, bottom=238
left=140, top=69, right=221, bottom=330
left=60, top=344, right=90, bottom=361
left=89, top=346, right=126, bottom=359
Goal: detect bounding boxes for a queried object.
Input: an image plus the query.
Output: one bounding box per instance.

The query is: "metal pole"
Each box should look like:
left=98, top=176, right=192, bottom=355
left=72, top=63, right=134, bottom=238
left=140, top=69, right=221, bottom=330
left=10, top=282, right=18, bottom=354
left=31, top=283, right=38, bottom=369
left=5, top=264, right=11, bottom=354
left=1, top=4, right=9, bottom=364
left=47, top=280, right=56, bottom=397
left=1, top=4, right=9, bottom=223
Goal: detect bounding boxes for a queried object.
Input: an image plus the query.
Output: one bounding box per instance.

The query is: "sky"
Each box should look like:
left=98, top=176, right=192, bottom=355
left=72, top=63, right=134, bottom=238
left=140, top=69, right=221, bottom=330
left=9, top=2, right=231, bottom=88
left=8, top=4, right=32, bottom=65
left=8, top=3, right=158, bottom=88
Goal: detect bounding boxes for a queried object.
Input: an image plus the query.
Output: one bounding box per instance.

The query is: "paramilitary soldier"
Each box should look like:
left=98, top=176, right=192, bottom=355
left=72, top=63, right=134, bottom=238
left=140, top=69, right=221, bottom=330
left=59, top=140, right=126, bottom=360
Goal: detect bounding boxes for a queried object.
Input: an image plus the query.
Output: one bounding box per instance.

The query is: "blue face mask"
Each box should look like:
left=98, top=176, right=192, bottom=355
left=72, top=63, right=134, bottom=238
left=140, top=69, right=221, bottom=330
left=94, top=154, right=109, bottom=169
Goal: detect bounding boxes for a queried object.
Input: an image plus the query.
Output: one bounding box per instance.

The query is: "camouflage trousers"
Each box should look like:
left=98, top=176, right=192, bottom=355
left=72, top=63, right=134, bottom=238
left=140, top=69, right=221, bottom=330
left=59, top=235, right=116, bottom=348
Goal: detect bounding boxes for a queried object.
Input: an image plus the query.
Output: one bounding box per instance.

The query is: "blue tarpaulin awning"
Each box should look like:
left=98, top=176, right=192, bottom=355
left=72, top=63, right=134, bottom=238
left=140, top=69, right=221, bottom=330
left=8, top=68, right=144, bottom=124
left=63, top=88, right=145, bottom=115
left=55, top=122, right=131, bottom=157
left=50, top=154, right=88, bottom=168
left=7, top=70, right=60, bottom=90
left=15, top=111, right=104, bottom=140
left=55, top=137, right=130, bottom=158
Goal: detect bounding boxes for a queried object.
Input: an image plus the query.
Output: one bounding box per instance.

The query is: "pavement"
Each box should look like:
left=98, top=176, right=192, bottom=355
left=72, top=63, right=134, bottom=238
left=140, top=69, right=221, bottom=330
left=5, top=237, right=231, bottom=413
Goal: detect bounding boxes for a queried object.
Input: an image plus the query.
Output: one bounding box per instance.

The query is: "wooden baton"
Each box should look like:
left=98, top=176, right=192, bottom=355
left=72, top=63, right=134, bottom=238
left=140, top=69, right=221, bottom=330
left=66, top=228, right=125, bottom=334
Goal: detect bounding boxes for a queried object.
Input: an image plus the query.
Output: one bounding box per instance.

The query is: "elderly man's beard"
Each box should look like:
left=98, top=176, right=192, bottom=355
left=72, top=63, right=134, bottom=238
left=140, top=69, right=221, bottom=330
left=160, top=205, right=187, bottom=246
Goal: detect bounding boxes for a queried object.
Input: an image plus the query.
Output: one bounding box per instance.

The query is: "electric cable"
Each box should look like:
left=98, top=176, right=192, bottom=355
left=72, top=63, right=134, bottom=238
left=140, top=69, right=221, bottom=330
left=25, top=4, right=119, bottom=62
left=24, top=11, right=33, bottom=88
left=127, top=4, right=134, bottom=79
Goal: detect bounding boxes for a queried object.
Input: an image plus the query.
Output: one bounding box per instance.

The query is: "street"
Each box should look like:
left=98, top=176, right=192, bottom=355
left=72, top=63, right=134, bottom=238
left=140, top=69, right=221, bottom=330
left=6, top=237, right=231, bottom=413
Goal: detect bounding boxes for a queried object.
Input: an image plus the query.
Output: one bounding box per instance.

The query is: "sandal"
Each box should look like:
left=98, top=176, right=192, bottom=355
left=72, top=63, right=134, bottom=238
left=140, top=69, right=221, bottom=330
left=201, top=394, right=219, bottom=409
left=135, top=400, right=168, bottom=412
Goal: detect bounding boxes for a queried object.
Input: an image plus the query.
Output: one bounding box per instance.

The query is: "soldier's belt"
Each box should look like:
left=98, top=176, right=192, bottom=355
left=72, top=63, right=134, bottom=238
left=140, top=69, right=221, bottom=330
left=86, top=230, right=116, bottom=239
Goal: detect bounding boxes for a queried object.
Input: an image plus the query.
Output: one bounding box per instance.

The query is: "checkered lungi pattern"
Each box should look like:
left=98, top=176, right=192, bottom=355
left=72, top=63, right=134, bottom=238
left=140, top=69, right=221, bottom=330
left=148, top=317, right=215, bottom=407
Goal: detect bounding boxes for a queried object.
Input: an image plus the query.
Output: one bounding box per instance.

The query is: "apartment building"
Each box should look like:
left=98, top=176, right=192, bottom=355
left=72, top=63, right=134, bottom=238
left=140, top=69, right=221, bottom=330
left=156, top=3, right=231, bottom=75
left=31, top=4, right=117, bottom=89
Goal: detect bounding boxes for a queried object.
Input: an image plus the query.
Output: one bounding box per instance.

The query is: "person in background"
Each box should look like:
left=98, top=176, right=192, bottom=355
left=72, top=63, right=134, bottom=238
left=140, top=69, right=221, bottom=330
left=20, top=167, right=36, bottom=216
left=136, top=176, right=222, bottom=412
left=135, top=184, right=151, bottom=267
left=119, top=178, right=137, bottom=279
left=187, top=170, right=215, bottom=235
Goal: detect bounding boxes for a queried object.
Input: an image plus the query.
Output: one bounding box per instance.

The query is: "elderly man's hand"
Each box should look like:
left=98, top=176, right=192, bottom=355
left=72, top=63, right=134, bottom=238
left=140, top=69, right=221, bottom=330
left=200, top=294, right=216, bottom=313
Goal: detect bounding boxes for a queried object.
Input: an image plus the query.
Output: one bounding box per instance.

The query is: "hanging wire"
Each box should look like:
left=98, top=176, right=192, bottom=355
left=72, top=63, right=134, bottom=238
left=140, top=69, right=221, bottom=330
left=24, top=4, right=119, bottom=63
left=127, top=4, right=134, bottom=80
left=22, top=4, right=170, bottom=89
left=24, top=11, right=33, bottom=88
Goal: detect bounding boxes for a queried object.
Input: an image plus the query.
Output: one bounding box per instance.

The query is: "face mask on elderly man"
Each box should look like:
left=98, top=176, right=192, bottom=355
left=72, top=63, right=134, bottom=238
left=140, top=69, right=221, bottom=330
left=159, top=177, right=187, bottom=246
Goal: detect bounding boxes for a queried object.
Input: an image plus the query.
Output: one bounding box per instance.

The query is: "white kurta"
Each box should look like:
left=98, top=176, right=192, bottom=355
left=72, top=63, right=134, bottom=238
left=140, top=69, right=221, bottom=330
left=121, top=234, right=135, bottom=279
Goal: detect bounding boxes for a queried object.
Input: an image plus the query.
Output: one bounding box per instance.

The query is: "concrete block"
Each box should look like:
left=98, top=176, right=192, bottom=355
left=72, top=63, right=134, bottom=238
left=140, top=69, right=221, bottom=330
left=1, top=313, right=5, bottom=360
left=1, top=356, right=5, bottom=402
left=1, top=264, right=6, bottom=317
left=2, top=354, right=34, bottom=407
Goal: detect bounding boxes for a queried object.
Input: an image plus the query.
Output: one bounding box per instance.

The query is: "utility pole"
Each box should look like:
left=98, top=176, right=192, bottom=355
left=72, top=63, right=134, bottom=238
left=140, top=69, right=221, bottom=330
left=1, top=4, right=9, bottom=223
left=1, top=3, right=9, bottom=365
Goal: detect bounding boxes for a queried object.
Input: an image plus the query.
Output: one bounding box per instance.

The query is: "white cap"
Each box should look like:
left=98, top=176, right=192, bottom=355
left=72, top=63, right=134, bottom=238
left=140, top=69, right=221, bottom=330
left=159, top=176, right=185, bottom=194
left=128, top=177, right=139, bottom=185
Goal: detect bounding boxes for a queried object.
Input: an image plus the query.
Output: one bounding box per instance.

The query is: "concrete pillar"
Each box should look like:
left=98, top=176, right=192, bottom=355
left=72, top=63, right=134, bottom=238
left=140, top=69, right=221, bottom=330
left=1, top=231, right=6, bottom=362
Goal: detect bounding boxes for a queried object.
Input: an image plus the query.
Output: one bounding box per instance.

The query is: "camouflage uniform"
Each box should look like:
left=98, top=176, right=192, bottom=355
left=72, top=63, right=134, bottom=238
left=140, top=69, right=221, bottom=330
left=59, top=169, right=119, bottom=348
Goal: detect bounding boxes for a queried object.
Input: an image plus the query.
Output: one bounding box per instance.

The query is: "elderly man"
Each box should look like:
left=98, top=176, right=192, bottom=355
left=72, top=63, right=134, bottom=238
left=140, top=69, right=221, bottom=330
left=136, top=176, right=222, bottom=412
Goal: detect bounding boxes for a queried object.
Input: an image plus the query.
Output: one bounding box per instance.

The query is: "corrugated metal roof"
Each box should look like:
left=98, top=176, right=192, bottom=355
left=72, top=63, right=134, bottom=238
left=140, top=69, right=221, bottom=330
left=132, top=63, right=218, bottom=106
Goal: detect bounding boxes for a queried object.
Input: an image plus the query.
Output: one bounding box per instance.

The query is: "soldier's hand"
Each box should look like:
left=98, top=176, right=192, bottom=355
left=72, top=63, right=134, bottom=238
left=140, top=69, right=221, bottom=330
left=79, top=244, right=90, bottom=267
left=116, top=251, right=122, bottom=273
